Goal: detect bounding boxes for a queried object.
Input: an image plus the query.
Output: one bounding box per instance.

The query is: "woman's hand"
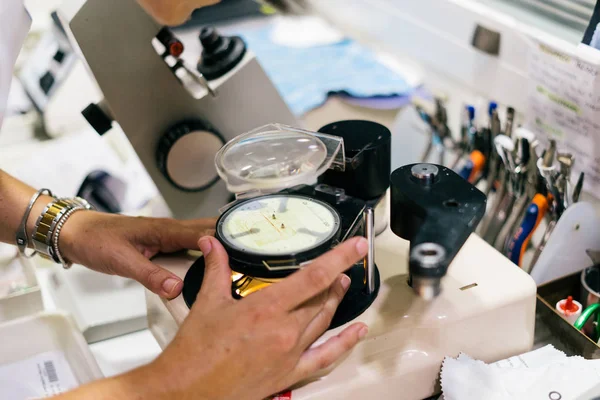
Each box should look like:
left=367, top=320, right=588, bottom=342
left=59, top=211, right=216, bottom=299
left=56, top=236, right=369, bottom=400
left=136, top=0, right=221, bottom=25
left=138, top=236, right=369, bottom=400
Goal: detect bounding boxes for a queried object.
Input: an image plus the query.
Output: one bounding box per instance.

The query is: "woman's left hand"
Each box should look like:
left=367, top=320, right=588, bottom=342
left=58, top=211, right=216, bottom=299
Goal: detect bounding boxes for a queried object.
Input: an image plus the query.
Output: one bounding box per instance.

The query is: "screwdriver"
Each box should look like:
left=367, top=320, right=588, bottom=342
left=505, top=194, right=550, bottom=267
left=543, top=140, right=556, bottom=167
left=505, top=107, right=515, bottom=138
left=458, top=150, right=486, bottom=183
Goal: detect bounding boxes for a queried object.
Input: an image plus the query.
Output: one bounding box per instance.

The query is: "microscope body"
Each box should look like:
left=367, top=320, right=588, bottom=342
left=59, top=0, right=298, bottom=219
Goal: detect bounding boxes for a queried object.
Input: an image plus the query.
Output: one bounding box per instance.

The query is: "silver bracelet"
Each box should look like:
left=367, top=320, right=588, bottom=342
left=16, top=188, right=54, bottom=257
left=71, top=196, right=94, bottom=211
left=51, top=205, right=86, bottom=269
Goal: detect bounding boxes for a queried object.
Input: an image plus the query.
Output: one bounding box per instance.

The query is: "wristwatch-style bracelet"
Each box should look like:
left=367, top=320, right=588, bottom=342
left=31, top=197, right=94, bottom=263
left=32, top=198, right=78, bottom=261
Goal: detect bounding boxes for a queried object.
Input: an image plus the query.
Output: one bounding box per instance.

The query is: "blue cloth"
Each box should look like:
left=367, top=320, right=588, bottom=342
left=238, top=26, right=414, bottom=116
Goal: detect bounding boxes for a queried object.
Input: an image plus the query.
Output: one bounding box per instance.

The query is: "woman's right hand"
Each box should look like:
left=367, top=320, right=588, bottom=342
left=139, top=235, right=369, bottom=400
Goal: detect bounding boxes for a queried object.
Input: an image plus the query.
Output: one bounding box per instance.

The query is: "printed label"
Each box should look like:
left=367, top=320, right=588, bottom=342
left=0, top=350, right=79, bottom=399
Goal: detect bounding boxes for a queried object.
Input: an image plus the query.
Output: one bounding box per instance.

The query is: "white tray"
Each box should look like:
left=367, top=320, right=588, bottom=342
left=0, top=312, right=103, bottom=398
left=0, top=248, right=44, bottom=323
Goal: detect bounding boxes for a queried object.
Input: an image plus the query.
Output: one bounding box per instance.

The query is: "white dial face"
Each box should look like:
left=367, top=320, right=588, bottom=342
left=219, top=195, right=340, bottom=256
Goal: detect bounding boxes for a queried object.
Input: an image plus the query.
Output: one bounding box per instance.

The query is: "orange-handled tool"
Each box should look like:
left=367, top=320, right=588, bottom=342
left=505, top=194, right=549, bottom=267
left=458, top=150, right=486, bottom=184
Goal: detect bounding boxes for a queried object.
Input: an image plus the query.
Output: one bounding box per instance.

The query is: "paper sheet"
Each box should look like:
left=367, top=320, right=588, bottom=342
left=525, top=39, right=600, bottom=197
left=0, top=350, right=79, bottom=399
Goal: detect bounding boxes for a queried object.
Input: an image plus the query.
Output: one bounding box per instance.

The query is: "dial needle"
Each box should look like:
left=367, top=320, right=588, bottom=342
left=262, top=213, right=283, bottom=234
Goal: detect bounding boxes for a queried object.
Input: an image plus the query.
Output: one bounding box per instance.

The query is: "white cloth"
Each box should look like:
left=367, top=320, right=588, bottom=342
left=441, top=345, right=600, bottom=400
left=0, top=0, right=31, bottom=128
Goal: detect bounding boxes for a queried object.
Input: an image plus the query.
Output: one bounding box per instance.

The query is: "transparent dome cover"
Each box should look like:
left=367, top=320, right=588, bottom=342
left=215, top=124, right=345, bottom=194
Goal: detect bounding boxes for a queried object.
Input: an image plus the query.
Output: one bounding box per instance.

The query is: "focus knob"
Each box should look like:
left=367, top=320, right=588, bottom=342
left=156, top=120, right=225, bottom=192
left=197, top=27, right=247, bottom=80
left=82, top=102, right=113, bottom=135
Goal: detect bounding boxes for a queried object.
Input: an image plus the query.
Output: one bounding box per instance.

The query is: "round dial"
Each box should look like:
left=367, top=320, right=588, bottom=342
left=217, top=195, right=341, bottom=257
left=156, top=120, right=225, bottom=192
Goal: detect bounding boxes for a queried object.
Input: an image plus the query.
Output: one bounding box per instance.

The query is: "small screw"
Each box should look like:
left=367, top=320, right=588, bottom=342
left=272, top=214, right=276, bottom=219
left=281, top=224, right=285, bottom=229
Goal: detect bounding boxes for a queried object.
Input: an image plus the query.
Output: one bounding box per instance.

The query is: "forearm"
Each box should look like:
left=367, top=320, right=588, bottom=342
left=54, top=375, right=141, bottom=400
left=0, top=170, right=54, bottom=245
left=53, top=365, right=173, bottom=400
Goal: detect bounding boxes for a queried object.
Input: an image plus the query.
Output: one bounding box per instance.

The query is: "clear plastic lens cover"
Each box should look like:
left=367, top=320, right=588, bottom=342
left=215, top=124, right=344, bottom=193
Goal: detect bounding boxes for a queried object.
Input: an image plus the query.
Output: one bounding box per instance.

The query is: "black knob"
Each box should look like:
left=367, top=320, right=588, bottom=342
left=199, top=27, right=222, bottom=52
left=53, top=49, right=66, bottom=63
left=197, top=27, right=247, bottom=80
left=39, top=71, right=55, bottom=95
left=156, top=120, right=225, bottom=192
left=82, top=103, right=113, bottom=135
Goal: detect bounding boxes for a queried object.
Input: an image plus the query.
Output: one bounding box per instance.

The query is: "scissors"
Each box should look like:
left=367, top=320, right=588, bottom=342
left=482, top=136, right=529, bottom=245
left=417, top=99, right=454, bottom=166
left=451, top=105, right=477, bottom=169
left=478, top=134, right=514, bottom=238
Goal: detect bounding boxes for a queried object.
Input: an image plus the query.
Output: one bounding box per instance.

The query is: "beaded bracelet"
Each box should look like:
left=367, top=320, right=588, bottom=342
left=51, top=205, right=86, bottom=269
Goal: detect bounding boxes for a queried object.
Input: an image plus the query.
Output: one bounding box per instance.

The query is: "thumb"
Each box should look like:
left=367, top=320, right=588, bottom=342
left=197, top=236, right=233, bottom=303
left=117, top=247, right=183, bottom=299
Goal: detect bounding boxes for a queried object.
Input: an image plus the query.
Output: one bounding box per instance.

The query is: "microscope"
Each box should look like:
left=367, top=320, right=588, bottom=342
left=58, top=0, right=298, bottom=220
left=58, top=1, right=537, bottom=398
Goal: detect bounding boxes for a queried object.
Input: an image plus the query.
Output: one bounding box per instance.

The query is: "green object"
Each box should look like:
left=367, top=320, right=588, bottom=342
left=259, top=4, right=277, bottom=14
left=574, top=303, right=600, bottom=342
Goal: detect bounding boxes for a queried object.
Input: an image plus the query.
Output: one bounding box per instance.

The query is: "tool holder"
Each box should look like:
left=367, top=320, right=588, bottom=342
left=537, top=272, right=600, bottom=358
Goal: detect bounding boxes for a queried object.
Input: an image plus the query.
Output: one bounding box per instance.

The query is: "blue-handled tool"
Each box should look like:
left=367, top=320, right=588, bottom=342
left=458, top=150, right=486, bottom=183
left=506, top=194, right=549, bottom=266
left=458, top=161, right=473, bottom=181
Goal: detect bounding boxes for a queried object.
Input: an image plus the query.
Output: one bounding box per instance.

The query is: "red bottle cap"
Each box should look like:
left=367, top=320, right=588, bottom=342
left=559, top=296, right=579, bottom=314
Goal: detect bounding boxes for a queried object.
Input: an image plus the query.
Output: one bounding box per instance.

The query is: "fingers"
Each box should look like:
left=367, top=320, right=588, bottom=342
left=296, top=275, right=351, bottom=350
left=157, top=218, right=217, bottom=252
left=115, top=246, right=183, bottom=299
left=289, top=323, right=368, bottom=384
left=197, top=236, right=233, bottom=303
left=137, top=0, right=220, bottom=26
left=270, top=237, right=368, bottom=311
left=182, top=217, right=218, bottom=234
